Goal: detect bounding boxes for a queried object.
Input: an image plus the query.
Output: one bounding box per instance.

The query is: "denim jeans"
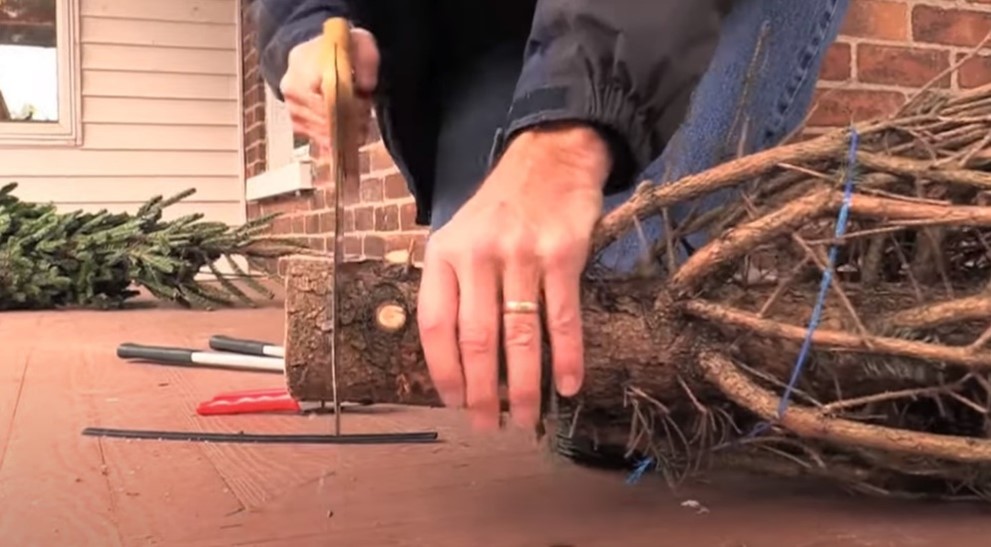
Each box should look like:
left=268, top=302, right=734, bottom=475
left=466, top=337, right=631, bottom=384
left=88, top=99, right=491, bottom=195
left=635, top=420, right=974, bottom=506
left=429, top=0, right=851, bottom=276
left=596, top=0, right=850, bottom=272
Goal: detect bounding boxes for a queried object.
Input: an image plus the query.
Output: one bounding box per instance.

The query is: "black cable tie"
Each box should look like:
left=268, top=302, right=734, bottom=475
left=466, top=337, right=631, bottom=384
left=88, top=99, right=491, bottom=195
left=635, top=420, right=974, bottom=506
left=82, top=427, right=439, bottom=445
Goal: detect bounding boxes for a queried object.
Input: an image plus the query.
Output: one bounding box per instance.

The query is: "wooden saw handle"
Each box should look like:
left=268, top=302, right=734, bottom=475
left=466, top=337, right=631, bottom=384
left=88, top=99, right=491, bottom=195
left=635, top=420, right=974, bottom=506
left=319, top=17, right=359, bottom=176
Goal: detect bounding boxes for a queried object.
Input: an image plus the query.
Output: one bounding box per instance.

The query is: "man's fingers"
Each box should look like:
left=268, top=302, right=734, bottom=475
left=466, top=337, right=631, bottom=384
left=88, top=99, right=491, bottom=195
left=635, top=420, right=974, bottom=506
left=540, top=244, right=586, bottom=397
left=500, top=245, right=543, bottom=428
left=417, top=247, right=464, bottom=408
left=349, top=28, right=380, bottom=93
left=456, top=248, right=502, bottom=430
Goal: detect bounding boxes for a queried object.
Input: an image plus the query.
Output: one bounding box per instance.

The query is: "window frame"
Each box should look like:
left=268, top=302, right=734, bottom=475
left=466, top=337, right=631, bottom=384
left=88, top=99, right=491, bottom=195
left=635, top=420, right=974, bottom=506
left=0, top=0, right=82, bottom=146
left=264, top=85, right=310, bottom=169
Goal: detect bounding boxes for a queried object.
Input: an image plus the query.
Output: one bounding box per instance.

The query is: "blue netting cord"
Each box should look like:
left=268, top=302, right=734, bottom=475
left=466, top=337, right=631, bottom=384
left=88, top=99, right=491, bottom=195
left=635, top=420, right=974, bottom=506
left=741, top=126, right=859, bottom=438
left=775, top=126, right=859, bottom=418
left=626, top=456, right=655, bottom=485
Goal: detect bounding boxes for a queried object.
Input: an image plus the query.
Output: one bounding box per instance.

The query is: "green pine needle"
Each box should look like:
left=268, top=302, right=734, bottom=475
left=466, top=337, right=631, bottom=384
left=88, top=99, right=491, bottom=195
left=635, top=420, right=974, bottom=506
left=0, top=183, right=308, bottom=310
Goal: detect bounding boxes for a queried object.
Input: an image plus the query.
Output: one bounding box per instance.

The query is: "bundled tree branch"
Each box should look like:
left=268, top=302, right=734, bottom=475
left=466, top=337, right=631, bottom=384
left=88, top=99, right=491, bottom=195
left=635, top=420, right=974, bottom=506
left=284, top=78, right=991, bottom=501
left=0, top=184, right=306, bottom=310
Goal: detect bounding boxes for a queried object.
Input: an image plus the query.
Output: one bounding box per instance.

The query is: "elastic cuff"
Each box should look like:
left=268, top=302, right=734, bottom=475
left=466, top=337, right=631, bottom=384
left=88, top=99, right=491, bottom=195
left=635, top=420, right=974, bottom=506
left=497, top=84, right=650, bottom=195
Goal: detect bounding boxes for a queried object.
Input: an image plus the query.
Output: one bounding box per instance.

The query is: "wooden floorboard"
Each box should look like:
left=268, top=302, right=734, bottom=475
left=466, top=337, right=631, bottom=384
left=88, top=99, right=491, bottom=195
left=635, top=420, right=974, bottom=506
left=2, top=295, right=991, bottom=546
left=0, top=314, right=35, bottom=474
left=0, top=314, right=124, bottom=546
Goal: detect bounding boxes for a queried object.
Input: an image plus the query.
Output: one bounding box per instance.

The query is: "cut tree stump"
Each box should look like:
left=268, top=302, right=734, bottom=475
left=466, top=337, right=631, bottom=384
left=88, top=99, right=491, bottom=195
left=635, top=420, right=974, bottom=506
left=283, top=255, right=696, bottom=410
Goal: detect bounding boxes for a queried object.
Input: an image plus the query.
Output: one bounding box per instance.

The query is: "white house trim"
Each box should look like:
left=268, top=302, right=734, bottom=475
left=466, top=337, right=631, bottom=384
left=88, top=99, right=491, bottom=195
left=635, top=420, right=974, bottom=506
left=0, top=0, right=82, bottom=147
left=245, top=85, right=312, bottom=202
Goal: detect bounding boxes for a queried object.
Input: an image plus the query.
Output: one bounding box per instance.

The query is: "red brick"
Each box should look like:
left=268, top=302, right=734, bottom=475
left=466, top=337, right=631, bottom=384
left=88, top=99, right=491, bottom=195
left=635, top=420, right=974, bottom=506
left=310, top=160, right=332, bottom=188
left=912, top=5, right=991, bottom=47
left=383, top=173, right=410, bottom=199
left=291, top=215, right=306, bottom=234
left=341, top=178, right=360, bottom=206
left=385, top=233, right=413, bottom=252
left=343, top=234, right=363, bottom=257
left=369, top=145, right=396, bottom=171
left=353, top=206, right=374, bottom=231
left=319, top=211, right=336, bottom=233
left=840, top=0, right=908, bottom=41
left=359, top=149, right=370, bottom=174
left=246, top=202, right=262, bottom=221
left=271, top=216, right=291, bottom=235
left=818, top=42, right=851, bottom=82
left=363, top=235, right=386, bottom=258
left=365, top=120, right=381, bottom=145
left=375, top=204, right=400, bottom=231
left=304, top=214, right=320, bottom=234
left=385, top=233, right=427, bottom=262
left=308, top=237, right=327, bottom=252
left=857, top=44, right=950, bottom=88
left=359, top=178, right=384, bottom=202
left=807, top=88, right=906, bottom=127
left=259, top=197, right=300, bottom=216
left=400, top=202, right=418, bottom=230
left=342, top=209, right=354, bottom=231
left=957, top=52, right=991, bottom=88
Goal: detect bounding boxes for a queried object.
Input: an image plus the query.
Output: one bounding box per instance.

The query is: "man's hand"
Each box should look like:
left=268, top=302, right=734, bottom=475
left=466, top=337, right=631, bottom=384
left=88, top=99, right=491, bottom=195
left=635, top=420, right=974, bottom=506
left=279, top=27, right=380, bottom=153
left=417, top=124, right=612, bottom=430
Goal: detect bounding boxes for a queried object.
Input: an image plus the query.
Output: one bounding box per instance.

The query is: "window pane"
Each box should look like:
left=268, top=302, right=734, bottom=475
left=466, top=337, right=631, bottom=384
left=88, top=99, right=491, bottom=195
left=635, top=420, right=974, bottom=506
left=293, top=133, right=310, bottom=149
left=0, top=0, right=58, bottom=123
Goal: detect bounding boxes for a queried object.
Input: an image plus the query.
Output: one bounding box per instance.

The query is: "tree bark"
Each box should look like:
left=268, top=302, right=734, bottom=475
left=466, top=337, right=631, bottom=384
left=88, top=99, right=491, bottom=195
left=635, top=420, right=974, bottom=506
left=284, top=254, right=976, bottom=401
left=283, top=255, right=704, bottom=409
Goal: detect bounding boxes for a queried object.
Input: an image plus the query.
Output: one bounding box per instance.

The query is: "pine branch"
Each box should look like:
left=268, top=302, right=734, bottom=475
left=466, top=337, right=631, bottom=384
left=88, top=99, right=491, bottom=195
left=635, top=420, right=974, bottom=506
left=0, top=185, right=307, bottom=310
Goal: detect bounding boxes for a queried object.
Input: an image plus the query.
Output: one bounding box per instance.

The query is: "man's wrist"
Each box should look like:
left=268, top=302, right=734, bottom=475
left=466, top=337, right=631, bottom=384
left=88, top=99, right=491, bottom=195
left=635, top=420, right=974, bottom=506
left=504, top=122, right=613, bottom=190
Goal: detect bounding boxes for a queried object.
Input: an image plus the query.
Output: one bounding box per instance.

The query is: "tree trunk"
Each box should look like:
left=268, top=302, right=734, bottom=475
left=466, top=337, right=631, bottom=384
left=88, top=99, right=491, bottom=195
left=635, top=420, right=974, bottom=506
left=283, top=255, right=698, bottom=410
left=282, top=255, right=955, bottom=411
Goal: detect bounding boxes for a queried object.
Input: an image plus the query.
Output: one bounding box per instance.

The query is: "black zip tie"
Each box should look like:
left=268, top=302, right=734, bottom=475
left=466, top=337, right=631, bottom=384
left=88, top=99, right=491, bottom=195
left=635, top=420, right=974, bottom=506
left=82, top=427, right=439, bottom=445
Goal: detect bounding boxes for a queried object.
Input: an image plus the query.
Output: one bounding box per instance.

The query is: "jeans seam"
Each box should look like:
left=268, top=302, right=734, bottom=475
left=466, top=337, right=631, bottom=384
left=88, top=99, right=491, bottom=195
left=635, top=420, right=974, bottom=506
left=765, top=0, right=841, bottom=141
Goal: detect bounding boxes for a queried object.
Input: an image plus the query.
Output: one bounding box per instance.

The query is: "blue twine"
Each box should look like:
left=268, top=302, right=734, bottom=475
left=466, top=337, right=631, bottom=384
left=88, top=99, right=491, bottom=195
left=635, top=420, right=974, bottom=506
left=626, top=456, right=655, bottom=485
left=775, top=127, right=859, bottom=418
left=624, top=127, right=860, bottom=482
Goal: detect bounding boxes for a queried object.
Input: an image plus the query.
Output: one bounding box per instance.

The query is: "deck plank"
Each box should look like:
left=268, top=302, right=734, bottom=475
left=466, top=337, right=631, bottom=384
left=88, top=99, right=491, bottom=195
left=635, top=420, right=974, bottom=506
left=2, top=294, right=991, bottom=546
left=84, top=314, right=249, bottom=545
left=0, top=315, right=124, bottom=546
left=0, top=315, right=35, bottom=473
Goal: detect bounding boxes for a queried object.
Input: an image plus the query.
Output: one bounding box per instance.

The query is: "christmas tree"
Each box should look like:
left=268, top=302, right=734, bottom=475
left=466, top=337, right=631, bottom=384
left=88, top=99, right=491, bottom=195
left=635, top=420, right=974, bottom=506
left=0, top=182, right=306, bottom=310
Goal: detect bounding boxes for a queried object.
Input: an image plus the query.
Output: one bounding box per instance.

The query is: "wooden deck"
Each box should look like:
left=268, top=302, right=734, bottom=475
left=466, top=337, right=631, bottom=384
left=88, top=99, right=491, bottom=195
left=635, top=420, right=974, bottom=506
left=2, top=294, right=991, bottom=546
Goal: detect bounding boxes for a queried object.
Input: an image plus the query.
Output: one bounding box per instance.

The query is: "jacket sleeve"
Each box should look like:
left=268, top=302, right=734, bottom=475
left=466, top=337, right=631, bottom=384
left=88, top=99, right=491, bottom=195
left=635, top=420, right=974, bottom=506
left=497, top=0, right=732, bottom=194
left=255, top=0, right=353, bottom=101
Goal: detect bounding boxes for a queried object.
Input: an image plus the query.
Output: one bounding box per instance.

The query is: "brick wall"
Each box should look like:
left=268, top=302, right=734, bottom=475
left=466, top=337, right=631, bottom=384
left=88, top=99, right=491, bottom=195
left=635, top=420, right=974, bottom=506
left=242, top=0, right=266, bottom=181
left=810, top=0, right=991, bottom=127
left=241, top=1, right=991, bottom=260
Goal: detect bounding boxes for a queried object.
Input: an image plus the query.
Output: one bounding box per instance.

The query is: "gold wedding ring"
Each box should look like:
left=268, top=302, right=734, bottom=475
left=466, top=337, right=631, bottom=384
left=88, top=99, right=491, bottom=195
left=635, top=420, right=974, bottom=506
left=503, top=300, right=540, bottom=314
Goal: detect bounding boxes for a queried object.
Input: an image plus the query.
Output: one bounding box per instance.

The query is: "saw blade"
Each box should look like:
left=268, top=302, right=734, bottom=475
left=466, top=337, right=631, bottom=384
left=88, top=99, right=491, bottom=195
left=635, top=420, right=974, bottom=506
left=321, top=17, right=355, bottom=436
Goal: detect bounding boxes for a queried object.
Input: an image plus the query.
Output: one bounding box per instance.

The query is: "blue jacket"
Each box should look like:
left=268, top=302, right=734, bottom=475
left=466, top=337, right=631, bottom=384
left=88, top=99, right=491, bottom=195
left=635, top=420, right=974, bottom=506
left=256, top=0, right=734, bottom=225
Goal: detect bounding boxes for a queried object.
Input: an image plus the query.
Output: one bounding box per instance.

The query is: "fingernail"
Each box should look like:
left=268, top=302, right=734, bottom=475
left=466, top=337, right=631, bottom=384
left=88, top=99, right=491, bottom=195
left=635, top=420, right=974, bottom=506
left=558, top=375, right=581, bottom=396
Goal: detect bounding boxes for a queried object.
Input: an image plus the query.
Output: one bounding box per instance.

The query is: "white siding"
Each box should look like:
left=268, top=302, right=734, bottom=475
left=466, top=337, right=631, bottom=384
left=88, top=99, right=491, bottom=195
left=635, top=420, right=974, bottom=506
left=0, top=0, right=244, bottom=225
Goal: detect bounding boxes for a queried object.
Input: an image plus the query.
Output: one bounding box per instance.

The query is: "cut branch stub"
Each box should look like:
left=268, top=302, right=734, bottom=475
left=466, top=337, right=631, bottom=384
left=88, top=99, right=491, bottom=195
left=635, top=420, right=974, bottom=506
left=375, top=302, right=407, bottom=332
left=283, top=255, right=440, bottom=406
